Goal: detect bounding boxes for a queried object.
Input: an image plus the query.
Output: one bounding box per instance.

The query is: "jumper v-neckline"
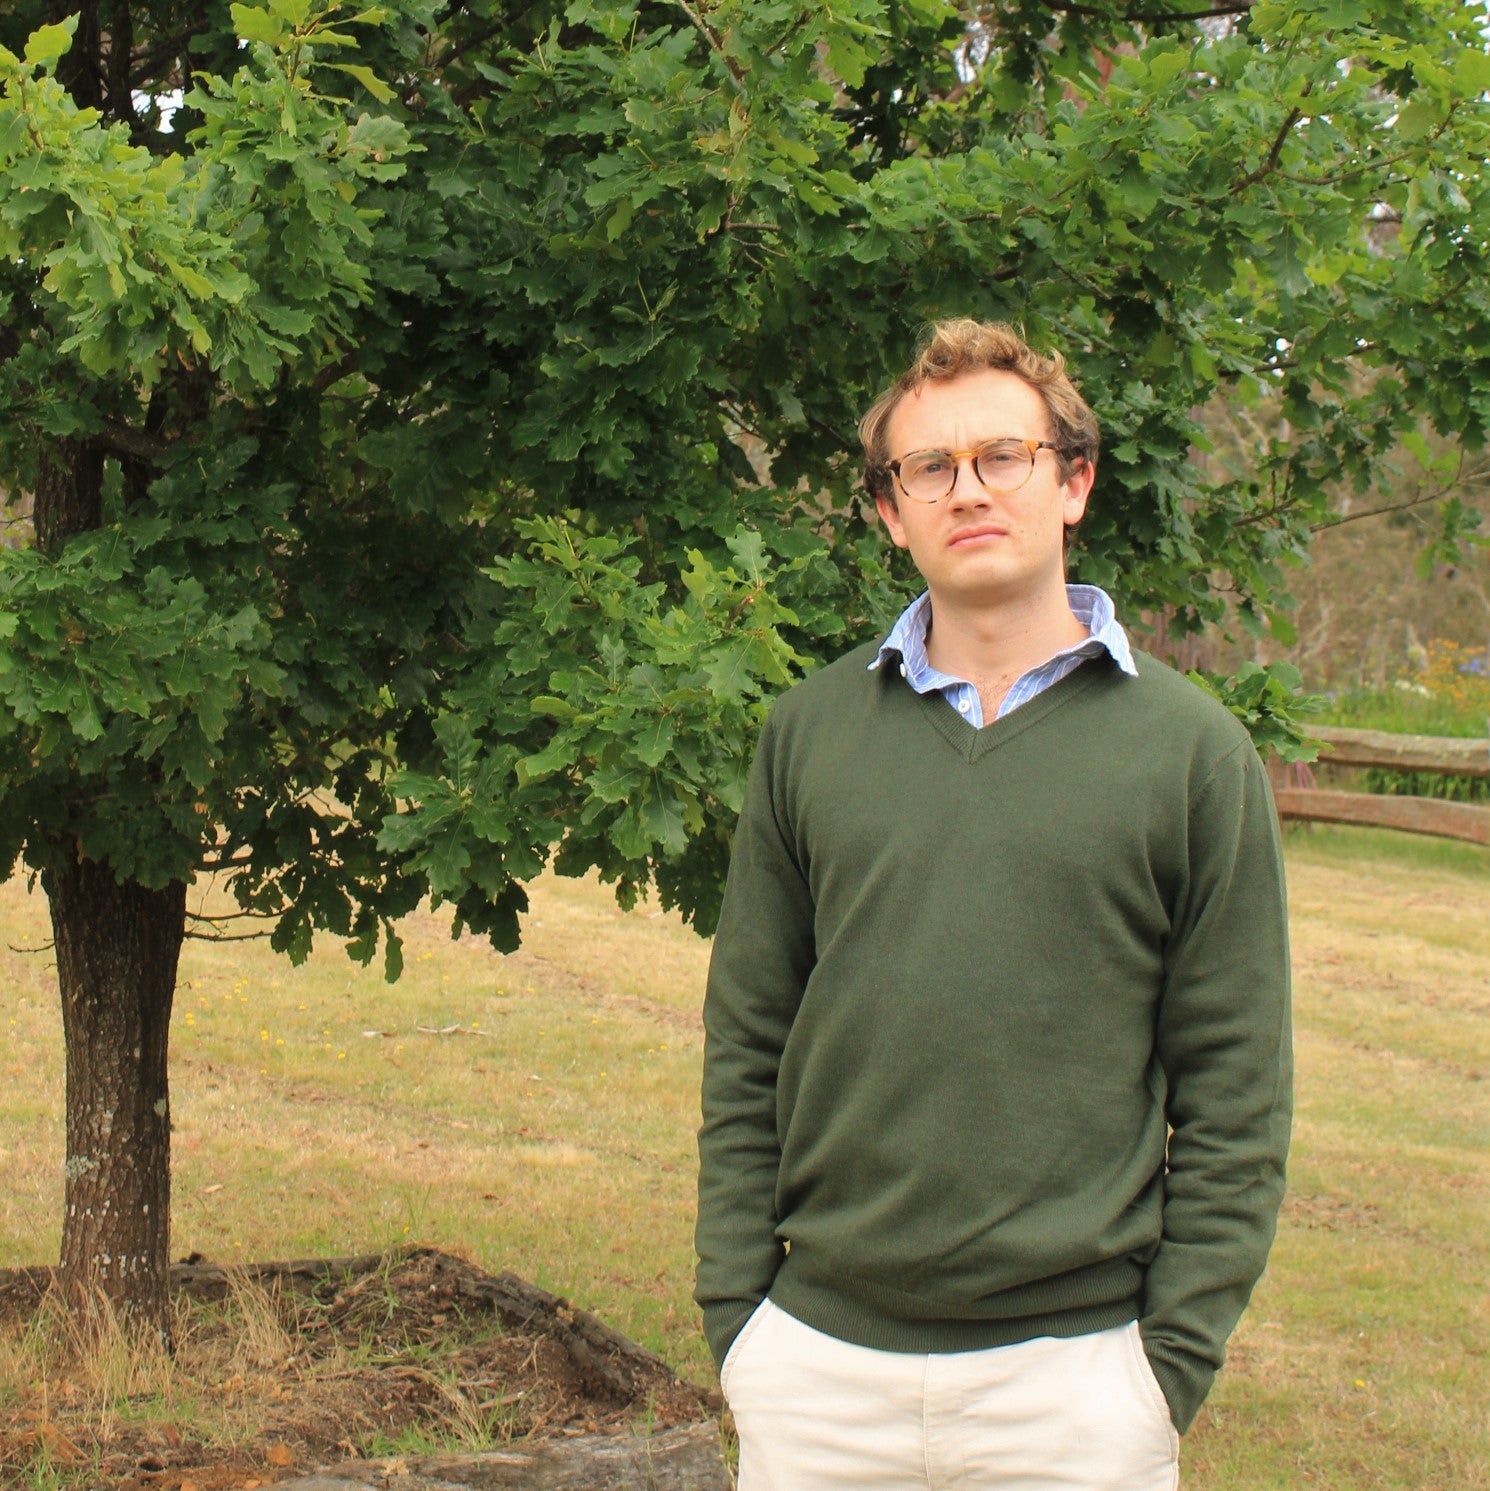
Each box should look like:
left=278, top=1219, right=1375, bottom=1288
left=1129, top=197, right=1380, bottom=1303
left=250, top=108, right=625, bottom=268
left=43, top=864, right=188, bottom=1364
left=907, top=654, right=1117, bottom=763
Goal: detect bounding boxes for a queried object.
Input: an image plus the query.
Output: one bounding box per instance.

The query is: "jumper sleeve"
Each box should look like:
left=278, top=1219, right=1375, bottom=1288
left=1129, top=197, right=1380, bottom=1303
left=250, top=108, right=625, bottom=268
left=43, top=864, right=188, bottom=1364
left=1144, top=737, right=1293, bottom=1434
left=694, top=708, right=817, bottom=1373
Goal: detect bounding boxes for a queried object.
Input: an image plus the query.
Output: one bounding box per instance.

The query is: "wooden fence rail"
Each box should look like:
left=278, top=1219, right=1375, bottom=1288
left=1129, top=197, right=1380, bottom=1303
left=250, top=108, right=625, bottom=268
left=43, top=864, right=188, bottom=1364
left=1271, top=724, right=1490, bottom=847
left=1308, top=725, right=1489, bottom=779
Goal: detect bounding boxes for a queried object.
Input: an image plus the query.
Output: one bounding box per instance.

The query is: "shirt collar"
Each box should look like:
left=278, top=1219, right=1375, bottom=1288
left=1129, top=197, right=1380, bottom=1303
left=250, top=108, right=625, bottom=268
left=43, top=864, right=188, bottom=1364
left=869, top=584, right=1139, bottom=679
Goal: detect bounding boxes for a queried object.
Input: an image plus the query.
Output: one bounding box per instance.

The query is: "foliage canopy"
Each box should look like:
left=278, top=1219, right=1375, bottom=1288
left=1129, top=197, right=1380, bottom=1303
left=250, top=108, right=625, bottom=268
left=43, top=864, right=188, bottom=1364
left=1, top=0, right=1488, bottom=952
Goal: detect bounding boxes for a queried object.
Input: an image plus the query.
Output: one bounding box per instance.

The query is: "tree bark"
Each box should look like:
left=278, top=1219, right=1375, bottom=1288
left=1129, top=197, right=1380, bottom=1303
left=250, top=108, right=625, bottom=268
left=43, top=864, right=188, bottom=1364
left=45, top=857, right=186, bottom=1343
left=34, top=437, right=103, bottom=555
left=50, top=0, right=103, bottom=114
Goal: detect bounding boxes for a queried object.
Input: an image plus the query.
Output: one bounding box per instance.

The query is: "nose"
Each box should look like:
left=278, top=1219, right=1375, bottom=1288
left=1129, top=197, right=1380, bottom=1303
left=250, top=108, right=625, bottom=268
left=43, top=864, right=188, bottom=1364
left=946, top=453, right=992, bottom=509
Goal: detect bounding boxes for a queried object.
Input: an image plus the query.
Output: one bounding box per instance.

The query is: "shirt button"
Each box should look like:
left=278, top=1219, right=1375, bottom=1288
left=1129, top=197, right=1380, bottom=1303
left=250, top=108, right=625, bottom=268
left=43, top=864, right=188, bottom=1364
left=958, top=698, right=971, bottom=714
left=899, top=663, right=907, bottom=678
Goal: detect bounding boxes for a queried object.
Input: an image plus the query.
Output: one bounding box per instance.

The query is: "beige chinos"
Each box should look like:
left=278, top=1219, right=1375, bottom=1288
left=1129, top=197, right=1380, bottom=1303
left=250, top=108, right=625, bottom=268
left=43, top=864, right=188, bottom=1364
left=722, top=1300, right=1181, bottom=1491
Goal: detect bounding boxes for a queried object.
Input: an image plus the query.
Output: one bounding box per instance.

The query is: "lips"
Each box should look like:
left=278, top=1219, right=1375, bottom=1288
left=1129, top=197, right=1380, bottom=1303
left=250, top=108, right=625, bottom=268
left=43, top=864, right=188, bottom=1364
left=948, top=524, right=1009, bottom=547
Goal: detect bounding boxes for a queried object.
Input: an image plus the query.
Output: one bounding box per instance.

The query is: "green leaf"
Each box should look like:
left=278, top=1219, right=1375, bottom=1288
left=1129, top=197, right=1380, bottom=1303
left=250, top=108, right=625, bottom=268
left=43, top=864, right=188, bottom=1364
left=823, top=31, right=876, bottom=89
left=383, top=926, right=404, bottom=984
left=230, top=4, right=286, bottom=45
left=434, top=713, right=479, bottom=793
left=1395, top=99, right=1444, bottom=143
left=267, top=0, right=313, bottom=25
left=23, top=18, right=77, bottom=72
left=69, top=691, right=105, bottom=742
left=640, top=786, right=688, bottom=855
left=633, top=711, right=675, bottom=767
left=161, top=255, right=219, bottom=301
left=704, top=638, right=756, bottom=701
left=588, top=761, right=642, bottom=805
left=1147, top=47, right=1190, bottom=88
left=326, top=63, right=397, bottom=104
left=271, top=910, right=314, bottom=966
left=424, top=830, right=472, bottom=897
left=516, top=735, right=576, bottom=787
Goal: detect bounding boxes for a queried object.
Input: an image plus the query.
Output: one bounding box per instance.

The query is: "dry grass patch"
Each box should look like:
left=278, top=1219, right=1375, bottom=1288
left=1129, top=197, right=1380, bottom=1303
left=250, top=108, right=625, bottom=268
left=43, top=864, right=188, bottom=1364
left=1181, top=827, right=1490, bottom=1490
left=3, top=832, right=1488, bottom=1488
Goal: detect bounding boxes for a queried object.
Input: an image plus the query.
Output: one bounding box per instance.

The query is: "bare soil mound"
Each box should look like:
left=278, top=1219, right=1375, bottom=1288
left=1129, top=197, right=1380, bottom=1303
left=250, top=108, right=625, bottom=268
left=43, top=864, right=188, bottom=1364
left=0, top=1247, right=718, bottom=1490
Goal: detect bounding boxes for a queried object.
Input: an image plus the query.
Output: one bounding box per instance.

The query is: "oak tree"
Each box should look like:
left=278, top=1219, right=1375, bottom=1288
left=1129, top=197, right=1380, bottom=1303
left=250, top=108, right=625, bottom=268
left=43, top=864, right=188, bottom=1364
left=2, top=0, right=1487, bottom=1336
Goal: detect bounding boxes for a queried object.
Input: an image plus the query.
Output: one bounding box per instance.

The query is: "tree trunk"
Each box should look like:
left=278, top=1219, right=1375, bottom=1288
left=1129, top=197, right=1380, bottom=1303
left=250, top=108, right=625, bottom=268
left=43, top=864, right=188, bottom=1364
left=45, top=856, right=187, bottom=1344
left=33, top=383, right=188, bottom=1340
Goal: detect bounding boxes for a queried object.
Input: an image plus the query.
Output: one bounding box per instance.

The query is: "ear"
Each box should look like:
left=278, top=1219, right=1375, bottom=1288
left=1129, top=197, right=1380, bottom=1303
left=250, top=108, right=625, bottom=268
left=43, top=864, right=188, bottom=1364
left=1062, top=458, right=1096, bottom=530
left=876, top=490, right=910, bottom=550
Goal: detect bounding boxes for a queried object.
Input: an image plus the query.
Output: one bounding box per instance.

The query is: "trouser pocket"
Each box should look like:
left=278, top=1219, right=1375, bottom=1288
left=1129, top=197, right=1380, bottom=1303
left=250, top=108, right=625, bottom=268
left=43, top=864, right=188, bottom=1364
left=719, top=1297, right=772, bottom=1402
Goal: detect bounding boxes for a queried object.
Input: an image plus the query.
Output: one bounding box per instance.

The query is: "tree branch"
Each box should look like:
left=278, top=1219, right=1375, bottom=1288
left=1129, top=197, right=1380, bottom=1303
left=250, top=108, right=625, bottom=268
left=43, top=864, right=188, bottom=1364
left=413, top=20, right=511, bottom=106
left=106, top=2, right=138, bottom=130
left=1045, top=1, right=1254, bottom=21
left=311, top=353, right=360, bottom=395
left=129, top=19, right=211, bottom=86
left=1315, top=494, right=1439, bottom=530
left=1232, top=104, right=1304, bottom=194
left=1281, top=112, right=1458, bottom=192
left=90, top=422, right=171, bottom=461
left=671, top=1, right=747, bottom=89
left=430, top=20, right=508, bottom=77
left=182, top=928, right=273, bottom=942
left=186, top=907, right=272, bottom=925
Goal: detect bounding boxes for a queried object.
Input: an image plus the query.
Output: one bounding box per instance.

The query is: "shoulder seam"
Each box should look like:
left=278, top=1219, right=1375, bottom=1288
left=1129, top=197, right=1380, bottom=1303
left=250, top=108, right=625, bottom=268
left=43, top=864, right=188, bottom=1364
left=1189, top=736, right=1259, bottom=814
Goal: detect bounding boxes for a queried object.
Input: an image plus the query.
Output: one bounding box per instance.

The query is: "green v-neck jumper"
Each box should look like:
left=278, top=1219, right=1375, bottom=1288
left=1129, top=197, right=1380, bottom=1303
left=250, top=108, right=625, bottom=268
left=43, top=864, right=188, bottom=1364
left=695, top=645, right=1292, bottom=1435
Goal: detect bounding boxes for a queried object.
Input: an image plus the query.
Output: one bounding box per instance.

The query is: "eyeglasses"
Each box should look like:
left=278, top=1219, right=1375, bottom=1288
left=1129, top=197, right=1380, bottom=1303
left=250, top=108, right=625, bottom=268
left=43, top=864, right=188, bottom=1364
left=888, top=438, right=1064, bottom=504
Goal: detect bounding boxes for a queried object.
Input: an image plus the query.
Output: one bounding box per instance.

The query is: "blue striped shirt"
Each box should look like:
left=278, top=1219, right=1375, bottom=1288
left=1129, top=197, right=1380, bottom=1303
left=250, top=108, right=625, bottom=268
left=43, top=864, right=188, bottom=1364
left=869, top=585, right=1138, bottom=728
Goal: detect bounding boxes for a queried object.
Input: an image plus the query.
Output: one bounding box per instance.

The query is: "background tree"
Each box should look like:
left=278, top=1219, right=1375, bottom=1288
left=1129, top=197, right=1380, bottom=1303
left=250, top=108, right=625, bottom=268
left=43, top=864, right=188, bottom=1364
left=3, top=0, right=1488, bottom=1339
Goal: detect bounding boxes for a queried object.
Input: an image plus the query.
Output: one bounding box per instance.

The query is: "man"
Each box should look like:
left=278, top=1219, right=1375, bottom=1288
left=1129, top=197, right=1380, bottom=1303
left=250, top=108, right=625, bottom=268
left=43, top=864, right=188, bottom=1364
left=695, top=319, right=1292, bottom=1490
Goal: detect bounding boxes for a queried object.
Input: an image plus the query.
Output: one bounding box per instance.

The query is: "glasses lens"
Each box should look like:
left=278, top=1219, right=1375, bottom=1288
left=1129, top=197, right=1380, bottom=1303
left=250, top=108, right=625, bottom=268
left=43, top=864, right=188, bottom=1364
left=898, top=451, right=956, bottom=502
left=973, top=440, right=1035, bottom=491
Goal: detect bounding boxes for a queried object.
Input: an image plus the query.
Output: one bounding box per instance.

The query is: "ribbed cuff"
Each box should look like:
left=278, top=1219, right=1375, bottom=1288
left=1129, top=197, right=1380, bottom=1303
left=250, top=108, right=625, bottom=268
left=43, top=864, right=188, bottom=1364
left=1145, top=1346, right=1213, bottom=1436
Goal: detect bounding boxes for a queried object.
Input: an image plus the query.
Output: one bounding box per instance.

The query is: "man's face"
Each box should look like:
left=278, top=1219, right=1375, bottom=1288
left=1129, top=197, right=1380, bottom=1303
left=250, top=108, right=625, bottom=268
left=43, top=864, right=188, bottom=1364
left=875, top=368, right=1094, bottom=615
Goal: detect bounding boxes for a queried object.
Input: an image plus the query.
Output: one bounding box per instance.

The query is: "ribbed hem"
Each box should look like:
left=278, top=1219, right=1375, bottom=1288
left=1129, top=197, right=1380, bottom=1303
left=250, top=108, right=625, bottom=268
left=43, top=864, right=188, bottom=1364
left=767, top=1248, right=1143, bottom=1357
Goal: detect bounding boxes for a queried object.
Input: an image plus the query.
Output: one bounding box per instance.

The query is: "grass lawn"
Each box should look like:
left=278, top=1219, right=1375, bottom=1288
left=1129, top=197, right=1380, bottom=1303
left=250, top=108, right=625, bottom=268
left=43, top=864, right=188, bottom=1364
left=3, top=824, right=1488, bottom=1488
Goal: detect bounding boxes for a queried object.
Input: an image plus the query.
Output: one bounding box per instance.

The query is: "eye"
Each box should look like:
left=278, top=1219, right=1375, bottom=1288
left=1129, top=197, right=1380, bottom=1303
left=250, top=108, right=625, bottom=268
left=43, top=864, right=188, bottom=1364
left=977, top=442, right=1027, bottom=473
left=906, top=452, right=951, bottom=479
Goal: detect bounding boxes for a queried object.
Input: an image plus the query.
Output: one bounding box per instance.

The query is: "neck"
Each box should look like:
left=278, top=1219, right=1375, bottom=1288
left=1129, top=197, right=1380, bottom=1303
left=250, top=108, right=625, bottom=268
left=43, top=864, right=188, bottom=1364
left=923, top=583, right=1088, bottom=687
